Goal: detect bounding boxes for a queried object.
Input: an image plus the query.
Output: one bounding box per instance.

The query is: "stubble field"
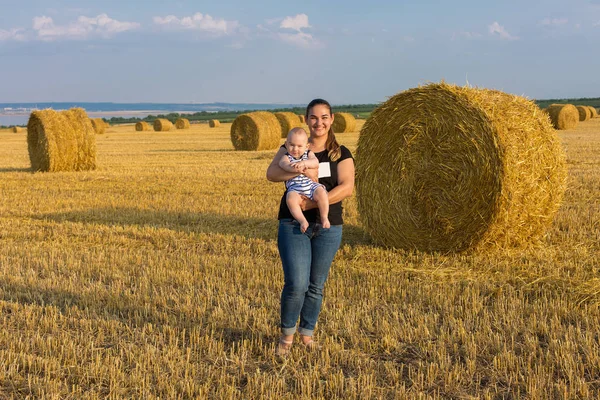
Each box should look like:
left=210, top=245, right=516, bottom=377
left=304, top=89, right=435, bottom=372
left=0, top=118, right=598, bottom=399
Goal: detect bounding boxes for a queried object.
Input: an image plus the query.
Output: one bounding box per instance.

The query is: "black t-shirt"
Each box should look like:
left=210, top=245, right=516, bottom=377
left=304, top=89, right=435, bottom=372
left=277, top=145, right=354, bottom=225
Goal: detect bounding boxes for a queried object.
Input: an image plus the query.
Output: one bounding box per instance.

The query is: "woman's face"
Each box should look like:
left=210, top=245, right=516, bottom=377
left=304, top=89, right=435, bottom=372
left=307, top=104, right=333, bottom=138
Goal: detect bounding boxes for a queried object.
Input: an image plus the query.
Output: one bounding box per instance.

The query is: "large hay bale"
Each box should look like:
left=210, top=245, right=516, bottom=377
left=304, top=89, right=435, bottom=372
left=154, top=119, right=173, bottom=132
left=546, top=104, right=579, bottom=130
left=332, top=112, right=357, bottom=133
left=576, top=106, right=591, bottom=121
left=356, top=82, right=567, bottom=253
left=175, top=118, right=191, bottom=129
left=587, top=106, right=598, bottom=118
left=230, top=111, right=280, bottom=151
left=209, top=119, right=221, bottom=128
left=27, top=108, right=97, bottom=172
left=12, top=126, right=23, bottom=133
left=90, top=118, right=106, bottom=135
left=298, top=114, right=306, bottom=123
left=274, top=112, right=303, bottom=138
left=135, top=121, right=151, bottom=131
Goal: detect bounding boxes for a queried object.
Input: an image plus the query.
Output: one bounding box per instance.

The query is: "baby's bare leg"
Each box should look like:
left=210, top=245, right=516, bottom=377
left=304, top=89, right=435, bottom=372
left=313, top=187, right=330, bottom=229
left=286, top=191, right=309, bottom=233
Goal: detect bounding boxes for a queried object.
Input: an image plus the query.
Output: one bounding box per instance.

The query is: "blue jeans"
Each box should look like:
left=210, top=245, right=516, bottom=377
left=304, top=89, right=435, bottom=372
left=277, top=218, right=343, bottom=337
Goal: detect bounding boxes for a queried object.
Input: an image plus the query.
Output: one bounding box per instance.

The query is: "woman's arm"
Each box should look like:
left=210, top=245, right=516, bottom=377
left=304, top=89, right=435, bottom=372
left=266, top=146, right=300, bottom=182
left=301, top=157, right=355, bottom=210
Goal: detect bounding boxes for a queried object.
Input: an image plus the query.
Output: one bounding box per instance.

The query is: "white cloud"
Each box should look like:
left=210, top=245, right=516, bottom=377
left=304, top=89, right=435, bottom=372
left=488, top=21, right=518, bottom=40
left=280, top=14, right=310, bottom=31
left=153, top=12, right=239, bottom=35
left=540, top=18, right=568, bottom=26
left=0, top=28, right=27, bottom=41
left=32, top=14, right=140, bottom=41
left=273, top=14, right=322, bottom=49
left=278, top=31, right=321, bottom=49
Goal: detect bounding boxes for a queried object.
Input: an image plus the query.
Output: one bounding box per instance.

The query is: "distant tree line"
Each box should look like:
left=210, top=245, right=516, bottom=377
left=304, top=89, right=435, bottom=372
left=105, top=104, right=379, bottom=125
left=3, top=100, right=599, bottom=128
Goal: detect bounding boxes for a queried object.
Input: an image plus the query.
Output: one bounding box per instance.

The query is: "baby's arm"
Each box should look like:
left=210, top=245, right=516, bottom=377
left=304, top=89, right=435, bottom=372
left=300, top=151, right=320, bottom=170
left=278, top=154, right=299, bottom=173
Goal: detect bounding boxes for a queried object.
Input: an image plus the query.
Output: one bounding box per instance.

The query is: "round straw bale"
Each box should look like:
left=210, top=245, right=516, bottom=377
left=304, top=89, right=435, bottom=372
left=230, top=111, right=280, bottom=151
left=175, top=118, right=191, bottom=129
left=90, top=118, right=106, bottom=134
left=27, top=108, right=97, bottom=172
left=135, top=121, right=151, bottom=131
left=274, top=112, right=303, bottom=138
left=576, top=106, right=591, bottom=121
left=154, top=119, right=173, bottom=132
left=546, top=104, right=579, bottom=130
left=356, top=82, right=567, bottom=253
left=587, top=106, right=598, bottom=118
left=298, top=114, right=306, bottom=123
left=209, top=119, right=221, bottom=128
left=12, top=126, right=23, bottom=133
left=332, top=112, right=357, bottom=133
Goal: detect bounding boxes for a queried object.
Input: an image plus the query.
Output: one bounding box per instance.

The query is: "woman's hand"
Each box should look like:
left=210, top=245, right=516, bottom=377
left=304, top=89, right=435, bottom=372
left=300, top=196, right=317, bottom=211
left=304, top=167, right=319, bottom=182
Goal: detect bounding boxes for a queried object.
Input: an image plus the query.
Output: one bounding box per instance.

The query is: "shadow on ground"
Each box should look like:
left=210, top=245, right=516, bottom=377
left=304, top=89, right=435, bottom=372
left=34, top=207, right=373, bottom=246
left=0, top=167, right=32, bottom=173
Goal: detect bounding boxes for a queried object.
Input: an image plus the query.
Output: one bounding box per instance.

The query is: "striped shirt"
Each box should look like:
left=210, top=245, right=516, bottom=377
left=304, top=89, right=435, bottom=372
left=285, top=150, right=324, bottom=200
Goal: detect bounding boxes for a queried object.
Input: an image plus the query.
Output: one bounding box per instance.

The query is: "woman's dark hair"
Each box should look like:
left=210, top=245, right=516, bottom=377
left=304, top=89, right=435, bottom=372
left=305, top=99, right=341, bottom=161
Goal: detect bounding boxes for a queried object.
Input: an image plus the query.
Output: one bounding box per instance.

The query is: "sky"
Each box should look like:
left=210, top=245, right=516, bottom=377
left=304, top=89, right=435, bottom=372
left=1, top=0, right=600, bottom=105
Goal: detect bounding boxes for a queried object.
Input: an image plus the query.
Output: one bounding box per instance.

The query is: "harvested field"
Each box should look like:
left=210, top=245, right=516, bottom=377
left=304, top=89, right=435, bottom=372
left=0, top=118, right=598, bottom=398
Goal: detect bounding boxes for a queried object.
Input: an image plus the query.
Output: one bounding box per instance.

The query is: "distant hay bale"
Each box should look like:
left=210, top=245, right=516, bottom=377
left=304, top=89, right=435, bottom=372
left=546, top=104, right=579, bottom=130
left=153, top=119, right=173, bottom=132
left=135, top=121, right=151, bottom=131
left=27, top=108, right=97, bottom=172
left=175, top=118, right=191, bottom=129
left=274, top=112, right=303, bottom=138
left=12, top=126, right=23, bottom=133
left=587, top=106, right=598, bottom=118
left=230, top=111, right=280, bottom=151
left=356, top=82, right=567, bottom=253
left=298, top=114, right=306, bottom=123
left=576, top=106, right=591, bottom=121
left=209, top=119, right=221, bottom=127
left=332, top=112, right=357, bottom=133
left=90, top=118, right=106, bottom=135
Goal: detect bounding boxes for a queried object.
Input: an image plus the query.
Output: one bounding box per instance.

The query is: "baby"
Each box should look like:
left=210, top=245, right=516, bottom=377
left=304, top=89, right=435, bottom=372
left=278, top=127, right=330, bottom=233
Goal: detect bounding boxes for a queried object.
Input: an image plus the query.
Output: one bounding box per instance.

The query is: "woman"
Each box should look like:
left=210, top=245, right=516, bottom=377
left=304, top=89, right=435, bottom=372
left=266, top=98, right=355, bottom=356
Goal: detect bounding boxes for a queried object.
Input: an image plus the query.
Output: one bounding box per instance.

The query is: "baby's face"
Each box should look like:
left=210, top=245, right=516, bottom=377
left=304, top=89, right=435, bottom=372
left=286, top=132, right=309, bottom=158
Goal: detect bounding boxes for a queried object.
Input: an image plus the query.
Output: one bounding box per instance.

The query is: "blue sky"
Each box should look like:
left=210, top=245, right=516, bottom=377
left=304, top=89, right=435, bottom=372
left=1, top=0, right=600, bottom=104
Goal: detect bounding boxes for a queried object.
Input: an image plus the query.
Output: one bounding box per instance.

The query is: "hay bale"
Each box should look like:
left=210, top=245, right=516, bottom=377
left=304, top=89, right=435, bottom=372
left=175, top=118, right=191, bottom=129
left=356, top=82, right=567, bottom=253
left=587, top=106, right=598, bottom=118
left=12, top=126, right=23, bottom=133
left=154, top=119, right=173, bottom=132
left=27, top=108, right=97, bottom=172
left=209, top=119, right=221, bottom=128
left=576, top=106, right=591, bottom=121
left=230, top=111, right=280, bottom=151
left=90, top=118, right=106, bottom=134
left=332, top=112, right=357, bottom=133
left=546, top=104, right=579, bottom=130
left=135, top=121, right=151, bottom=131
left=298, top=114, right=306, bottom=123
left=274, top=112, right=303, bottom=138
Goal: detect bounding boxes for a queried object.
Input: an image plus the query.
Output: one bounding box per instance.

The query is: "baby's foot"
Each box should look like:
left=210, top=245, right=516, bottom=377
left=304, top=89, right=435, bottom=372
left=322, top=219, right=331, bottom=229
left=300, top=220, right=309, bottom=233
